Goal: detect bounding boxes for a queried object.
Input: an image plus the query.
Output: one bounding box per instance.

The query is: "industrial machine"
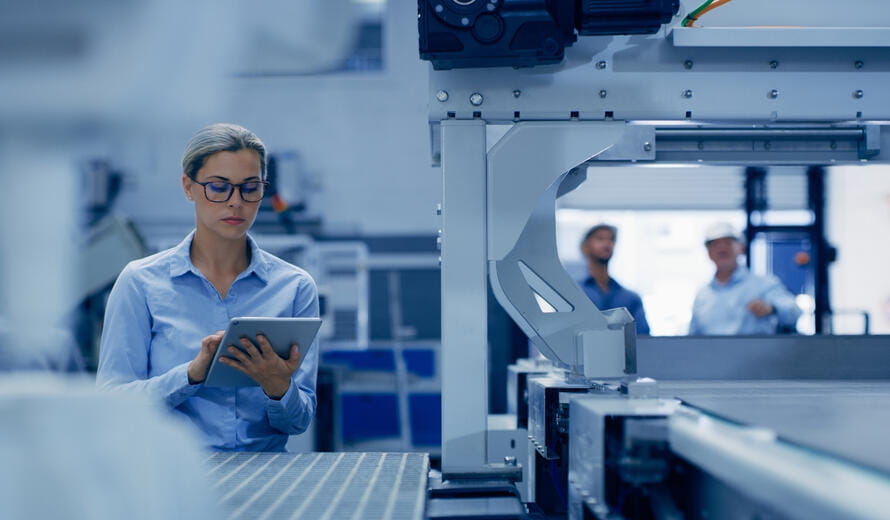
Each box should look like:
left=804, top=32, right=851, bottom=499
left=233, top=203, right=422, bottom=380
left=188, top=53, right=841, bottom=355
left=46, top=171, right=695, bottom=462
left=423, top=0, right=890, bottom=518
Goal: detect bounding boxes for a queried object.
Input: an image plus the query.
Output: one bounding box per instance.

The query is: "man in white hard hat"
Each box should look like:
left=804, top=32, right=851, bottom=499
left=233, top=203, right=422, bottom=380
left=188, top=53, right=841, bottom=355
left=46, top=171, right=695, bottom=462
left=689, top=222, right=801, bottom=335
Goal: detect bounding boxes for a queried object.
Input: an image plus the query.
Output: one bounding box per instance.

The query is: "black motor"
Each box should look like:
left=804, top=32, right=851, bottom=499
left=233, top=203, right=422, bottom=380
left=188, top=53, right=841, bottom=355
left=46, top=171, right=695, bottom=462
left=419, top=0, right=679, bottom=70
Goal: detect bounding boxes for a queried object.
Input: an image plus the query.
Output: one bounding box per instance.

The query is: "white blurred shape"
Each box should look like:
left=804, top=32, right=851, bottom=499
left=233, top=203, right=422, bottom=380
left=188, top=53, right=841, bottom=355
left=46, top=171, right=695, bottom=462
left=0, top=375, right=219, bottom=519
left=239, top=0, right=358, bottom=75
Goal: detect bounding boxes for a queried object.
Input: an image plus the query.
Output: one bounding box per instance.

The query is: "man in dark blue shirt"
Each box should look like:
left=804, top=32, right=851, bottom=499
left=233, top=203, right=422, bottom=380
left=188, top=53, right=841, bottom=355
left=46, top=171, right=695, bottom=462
left=578, top=224, right=650, bottom=335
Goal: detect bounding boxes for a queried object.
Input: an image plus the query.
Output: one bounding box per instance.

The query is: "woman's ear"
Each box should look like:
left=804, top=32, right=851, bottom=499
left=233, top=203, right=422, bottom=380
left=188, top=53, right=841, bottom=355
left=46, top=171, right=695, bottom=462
left=182, top=174, right=194, bottom=201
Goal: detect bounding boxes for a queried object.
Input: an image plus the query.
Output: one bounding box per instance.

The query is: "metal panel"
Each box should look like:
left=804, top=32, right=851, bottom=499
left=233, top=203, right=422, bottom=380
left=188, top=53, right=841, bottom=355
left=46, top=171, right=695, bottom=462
left=670, top=404, right=890, bottom=520
left=205, top=452, right=429, bottom=520
left=672, top=27, right=890, bottom=48
left=636, top=335, right=890, bottom=380
left=429, top=36, right=890, bottom=125
left=662, top=380, right=890, bottom=475
left=440, top=120, right=489, bottom=471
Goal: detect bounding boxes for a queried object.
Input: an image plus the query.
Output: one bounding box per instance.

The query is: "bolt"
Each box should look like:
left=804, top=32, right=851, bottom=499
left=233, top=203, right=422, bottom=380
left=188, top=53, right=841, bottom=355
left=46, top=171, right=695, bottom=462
left=436, top=204, right=442, bottom=216
left=854, top=89, right=864, bottom=99
left=512, top=89, right=521, bottom=98
left=682, top=89, right=693, bottom=98
left=599, top=89, right=607, bottom=98
left=504, top=456, right=517, bottom=466
left=596, top=60, right=607, bottom=69
left=643, top=142, right=652, bottom=152
left=769, top=60, right=779, bottom=69
left=435, top=90, right=449, bottom=102
left=486, top=3, right=496, bottom=11
left=435, top=4, right=444, bottom=13
left=697, top=141, right=705, bottom=150
left=764, top=141, right=772, bottom=150
left=436, top=237, right=442, bottom=251
left=830, top=141, right=837, bottom=150
left=469, top=92, right=484, bottom=106
left=461, top=17, right=470, bottom=26
left=438, top=256, right=442, bottom=266
left=769, top=89, right=779, bottom=99
left=684, top=59, right=694, bottom=70
left=855, top=60, right=864, bottom=69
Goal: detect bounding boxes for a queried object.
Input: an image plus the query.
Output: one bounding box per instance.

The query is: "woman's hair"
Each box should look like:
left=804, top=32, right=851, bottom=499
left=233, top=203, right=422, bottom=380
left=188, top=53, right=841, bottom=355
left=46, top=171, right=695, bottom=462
left=182, top=123, right=267, bottom=180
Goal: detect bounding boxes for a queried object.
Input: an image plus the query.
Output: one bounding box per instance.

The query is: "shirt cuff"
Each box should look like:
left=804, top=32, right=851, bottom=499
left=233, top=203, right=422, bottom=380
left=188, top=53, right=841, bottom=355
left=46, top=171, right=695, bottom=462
left=169, top=362, right=202, bottom=403
left=266, top=379, right=298, bottom=411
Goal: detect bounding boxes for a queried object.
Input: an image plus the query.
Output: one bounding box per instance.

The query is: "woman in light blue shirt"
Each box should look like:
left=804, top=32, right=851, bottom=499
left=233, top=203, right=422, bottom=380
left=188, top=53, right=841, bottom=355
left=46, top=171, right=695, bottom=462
left=97, top=123, right=319, bottom=451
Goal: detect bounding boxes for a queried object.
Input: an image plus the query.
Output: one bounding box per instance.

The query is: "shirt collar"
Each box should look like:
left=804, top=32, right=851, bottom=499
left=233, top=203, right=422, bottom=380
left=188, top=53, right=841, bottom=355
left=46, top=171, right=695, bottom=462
left=711, top=264, right=749, bottom=287
left=168, top=230, right=270, bottom=284
left=583, top=276, right=618, bottom=290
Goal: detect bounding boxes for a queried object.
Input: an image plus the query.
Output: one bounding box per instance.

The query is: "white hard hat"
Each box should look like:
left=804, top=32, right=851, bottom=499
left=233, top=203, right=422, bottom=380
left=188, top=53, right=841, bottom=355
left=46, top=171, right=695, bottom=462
left=704, top=222, right=740, bottom=245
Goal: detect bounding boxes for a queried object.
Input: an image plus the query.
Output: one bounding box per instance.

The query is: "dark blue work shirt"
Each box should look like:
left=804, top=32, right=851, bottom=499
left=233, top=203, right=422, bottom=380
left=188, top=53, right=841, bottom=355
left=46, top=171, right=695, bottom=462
left=579, top=277, right=650, bottom=335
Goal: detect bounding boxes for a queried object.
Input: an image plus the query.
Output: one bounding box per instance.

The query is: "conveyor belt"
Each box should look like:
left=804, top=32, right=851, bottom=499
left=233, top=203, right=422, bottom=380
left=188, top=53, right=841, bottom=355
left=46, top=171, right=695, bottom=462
left=659, top=380, right=890, bottom=476
left=206, top=452, right=428, bottom=520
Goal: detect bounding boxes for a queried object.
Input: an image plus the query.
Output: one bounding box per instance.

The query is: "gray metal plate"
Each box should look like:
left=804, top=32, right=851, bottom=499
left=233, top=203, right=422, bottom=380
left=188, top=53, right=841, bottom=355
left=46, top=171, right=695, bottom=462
left=660, top=381, right=890, bottom=476
left=205, top=452, right=428, bottom=520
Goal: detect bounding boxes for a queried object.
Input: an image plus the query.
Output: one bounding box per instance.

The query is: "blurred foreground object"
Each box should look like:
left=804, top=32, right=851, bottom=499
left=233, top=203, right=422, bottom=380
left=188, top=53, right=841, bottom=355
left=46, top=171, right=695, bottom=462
left=0, top=374, right=219, bottom=520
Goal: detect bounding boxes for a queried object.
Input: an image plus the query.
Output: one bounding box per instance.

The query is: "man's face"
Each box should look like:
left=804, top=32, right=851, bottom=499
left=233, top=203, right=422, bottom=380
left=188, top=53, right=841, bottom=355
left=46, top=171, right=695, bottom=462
left=582, top=228, right=615, bottom=265
left=706, top=236, right=742, bottom=271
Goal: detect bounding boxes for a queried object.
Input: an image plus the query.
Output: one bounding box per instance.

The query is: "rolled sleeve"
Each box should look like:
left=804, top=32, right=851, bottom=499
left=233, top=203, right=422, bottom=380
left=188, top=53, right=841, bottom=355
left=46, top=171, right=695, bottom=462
left=763, top=276, right=802, bottom=327
left=96, top=266, right=200, bottom=408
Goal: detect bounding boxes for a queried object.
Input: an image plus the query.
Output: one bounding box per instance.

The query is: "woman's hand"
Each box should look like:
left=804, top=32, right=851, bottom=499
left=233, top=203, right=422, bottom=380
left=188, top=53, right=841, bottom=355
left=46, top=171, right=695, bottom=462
left=219, top=334, right=301, bottom=399
left=187, top=331, right=225, bottom=384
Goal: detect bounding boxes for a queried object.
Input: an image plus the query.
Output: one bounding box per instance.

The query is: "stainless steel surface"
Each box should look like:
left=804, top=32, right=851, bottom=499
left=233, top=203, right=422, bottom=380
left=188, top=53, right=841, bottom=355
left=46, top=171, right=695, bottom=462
left=205, top=452, right=428, bottom=520
left=636, top=335, right=890, bottom=380
left=660, top=381, right=890, bottom=475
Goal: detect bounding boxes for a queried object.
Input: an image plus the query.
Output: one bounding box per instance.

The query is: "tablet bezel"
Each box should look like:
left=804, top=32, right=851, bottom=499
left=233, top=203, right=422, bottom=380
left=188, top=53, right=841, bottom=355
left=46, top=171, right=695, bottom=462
left=203, top=317, right=321, bottom=388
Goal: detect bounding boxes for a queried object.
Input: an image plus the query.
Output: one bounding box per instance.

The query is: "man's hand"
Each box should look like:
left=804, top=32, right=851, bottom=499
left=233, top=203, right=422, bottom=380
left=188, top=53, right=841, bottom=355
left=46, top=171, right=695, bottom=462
left=188, top=331, right=225, bottom=384
left=218, top=334, right=301, bottom=399
left=747, top=299, right=774, bottom=318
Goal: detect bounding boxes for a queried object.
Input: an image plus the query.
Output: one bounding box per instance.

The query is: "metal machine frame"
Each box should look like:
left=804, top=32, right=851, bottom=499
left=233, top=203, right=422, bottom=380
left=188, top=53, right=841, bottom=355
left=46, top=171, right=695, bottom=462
left=433, top=25, right=890, bottom=477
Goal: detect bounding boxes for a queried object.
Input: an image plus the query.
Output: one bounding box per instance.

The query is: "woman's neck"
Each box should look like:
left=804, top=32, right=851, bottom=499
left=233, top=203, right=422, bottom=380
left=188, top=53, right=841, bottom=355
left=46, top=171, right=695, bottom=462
left=189, top=228, right=250, bottom=278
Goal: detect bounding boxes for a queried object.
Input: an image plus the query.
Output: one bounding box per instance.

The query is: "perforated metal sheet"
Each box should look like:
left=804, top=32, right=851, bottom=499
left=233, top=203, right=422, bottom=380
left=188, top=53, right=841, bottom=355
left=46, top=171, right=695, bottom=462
left=206, top=452, right=428, bottom=520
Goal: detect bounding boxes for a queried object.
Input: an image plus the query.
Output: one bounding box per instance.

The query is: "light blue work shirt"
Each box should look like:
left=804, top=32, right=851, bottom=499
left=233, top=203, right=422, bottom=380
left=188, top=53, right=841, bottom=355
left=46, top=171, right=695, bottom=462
left=96, top=231, right=319, bottom=451
left=689, top=265, right=801, bottom=335
left=579, top=277, right=650, bottom=335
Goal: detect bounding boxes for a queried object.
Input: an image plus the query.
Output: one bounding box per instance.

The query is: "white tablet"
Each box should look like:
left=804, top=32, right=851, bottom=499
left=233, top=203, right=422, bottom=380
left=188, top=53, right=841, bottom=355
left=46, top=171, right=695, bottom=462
left=203, top=317, right=322, bottom=388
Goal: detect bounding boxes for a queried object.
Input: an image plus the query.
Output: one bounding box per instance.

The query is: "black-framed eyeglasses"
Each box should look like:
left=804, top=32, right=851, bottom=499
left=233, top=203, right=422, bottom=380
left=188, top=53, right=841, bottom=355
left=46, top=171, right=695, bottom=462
left=192, top=180, right=269, bottom=203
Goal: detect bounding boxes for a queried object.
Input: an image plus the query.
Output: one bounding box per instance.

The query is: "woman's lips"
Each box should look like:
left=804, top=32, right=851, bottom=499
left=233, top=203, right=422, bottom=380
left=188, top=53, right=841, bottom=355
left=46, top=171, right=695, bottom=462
left=222, top=217, right=245, bottom=225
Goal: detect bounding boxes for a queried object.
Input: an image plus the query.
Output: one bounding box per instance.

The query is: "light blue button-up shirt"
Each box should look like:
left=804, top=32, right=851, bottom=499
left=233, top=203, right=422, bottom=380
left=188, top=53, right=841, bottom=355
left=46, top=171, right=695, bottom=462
left=96, top=231, right=319, bottom=451
left=689, top=265, right=801, bottom=335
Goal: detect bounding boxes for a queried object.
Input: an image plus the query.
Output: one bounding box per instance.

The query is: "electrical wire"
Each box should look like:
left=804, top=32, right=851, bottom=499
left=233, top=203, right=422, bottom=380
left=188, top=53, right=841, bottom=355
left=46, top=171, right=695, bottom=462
left=681, top=0, right=736, bottom=27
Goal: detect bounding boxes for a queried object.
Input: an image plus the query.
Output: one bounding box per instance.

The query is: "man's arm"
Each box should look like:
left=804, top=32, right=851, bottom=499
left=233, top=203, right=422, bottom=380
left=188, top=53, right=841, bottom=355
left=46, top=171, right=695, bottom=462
left=760, top=276, right=802, bottom=327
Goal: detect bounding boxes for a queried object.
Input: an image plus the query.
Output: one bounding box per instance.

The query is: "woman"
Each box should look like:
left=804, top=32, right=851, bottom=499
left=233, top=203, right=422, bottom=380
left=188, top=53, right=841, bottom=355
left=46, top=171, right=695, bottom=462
left=97, top=123, right=319, bottom=451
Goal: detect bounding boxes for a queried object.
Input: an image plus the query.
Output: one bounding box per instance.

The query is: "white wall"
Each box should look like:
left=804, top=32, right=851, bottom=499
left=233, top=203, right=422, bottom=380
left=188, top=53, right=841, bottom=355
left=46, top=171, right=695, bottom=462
left=112, top=0, right=439, bottom=239
left=829, top=165, right=890, bottom=333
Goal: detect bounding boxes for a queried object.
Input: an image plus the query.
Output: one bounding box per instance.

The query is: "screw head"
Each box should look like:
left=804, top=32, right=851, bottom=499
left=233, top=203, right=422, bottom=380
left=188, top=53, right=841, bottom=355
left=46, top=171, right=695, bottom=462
left=854, top=90, right=864, bottom=99
left=643, top=142, right=652, bottom=152
left=436, top=90, right=449, bottom=102
left=596, top=60, right=607, bottom=69
left=512, top=89, right=521, bottom=98
left=855, top=60, right=864, bottom=69
left=461, top=17, right=470, bottom=26
left=469, top=92, right=484, bottom=106
left=769, top=60, right=779, bottom=69
left=769, top=89, right=779, bottom=99
left=684, top=59, right=694, bottom=70
left=682, top=89, right=693, bottom=98
left=599, top=89, right=607, bottom=98
left=435, top=4, right=444, bottom=13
